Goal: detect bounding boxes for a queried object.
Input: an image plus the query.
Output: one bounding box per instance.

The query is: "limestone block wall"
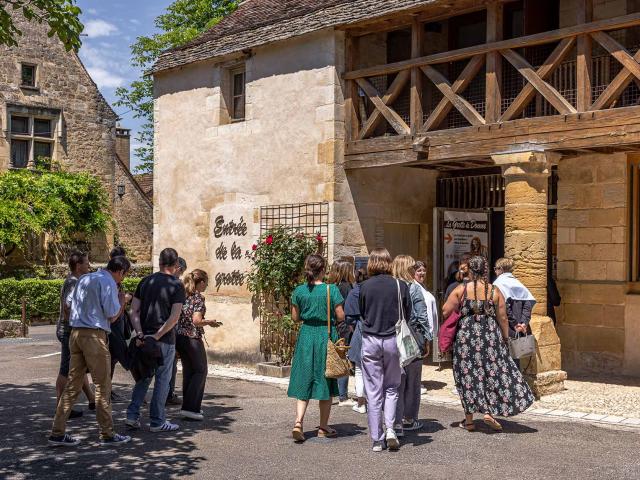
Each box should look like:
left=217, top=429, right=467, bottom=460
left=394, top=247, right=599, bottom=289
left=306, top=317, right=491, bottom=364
left=153, top=30, right=345, bottom=362
left=556, top=153, right=628, bottom=374
left=113, top=159, right=153, bottom=262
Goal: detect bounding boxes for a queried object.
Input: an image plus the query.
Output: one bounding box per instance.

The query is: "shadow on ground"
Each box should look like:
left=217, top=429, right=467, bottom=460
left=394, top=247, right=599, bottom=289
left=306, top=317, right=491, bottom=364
left=0, top=382, right=239, bottom=479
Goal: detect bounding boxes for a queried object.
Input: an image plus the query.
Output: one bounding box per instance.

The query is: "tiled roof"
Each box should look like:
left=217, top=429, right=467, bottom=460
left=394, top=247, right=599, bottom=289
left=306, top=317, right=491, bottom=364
left=152, top=0, right=436, bottom=74
left=133, top=173, right=153, bottom=201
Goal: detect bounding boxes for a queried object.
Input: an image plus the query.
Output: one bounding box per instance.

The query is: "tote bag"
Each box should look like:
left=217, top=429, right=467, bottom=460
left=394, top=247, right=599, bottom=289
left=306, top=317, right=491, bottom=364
left=509, top=332, right=536, bottom=359
left=325, top=285, right=351, bottom=379
left=395, top=280, right=421, bottom=367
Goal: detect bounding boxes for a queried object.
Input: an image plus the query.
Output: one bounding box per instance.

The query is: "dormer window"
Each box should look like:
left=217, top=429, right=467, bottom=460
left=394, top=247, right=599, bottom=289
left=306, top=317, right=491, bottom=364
left=21, top=64, right=36, bottom=88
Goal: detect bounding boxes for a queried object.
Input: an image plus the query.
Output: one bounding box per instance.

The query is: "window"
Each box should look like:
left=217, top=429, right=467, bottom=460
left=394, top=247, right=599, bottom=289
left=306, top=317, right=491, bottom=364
left=231, top=69, right=245, bottom=121
left=21, top=64, right=36, bottom=87
left=9, top=114, right=55, bottom=168
left=11, top=140, right=29, bottom=168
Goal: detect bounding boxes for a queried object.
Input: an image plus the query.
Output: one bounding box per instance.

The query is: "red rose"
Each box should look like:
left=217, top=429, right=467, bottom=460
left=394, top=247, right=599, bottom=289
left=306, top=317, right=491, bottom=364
left=252, top=244, right=257, bottom=251
left=265, top=235, right=273, bottom=245
left=316, top=234, right=323, bottom=242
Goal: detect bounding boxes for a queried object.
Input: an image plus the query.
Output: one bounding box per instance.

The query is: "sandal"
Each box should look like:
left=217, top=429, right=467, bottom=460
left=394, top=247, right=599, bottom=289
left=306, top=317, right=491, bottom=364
left=483, top=415, right=503, bottom=432
left=458, top=419, right=476, bottom=432
left=316, top=426, right=337, bottom=438
left=292, top=421, right=305, bottom=442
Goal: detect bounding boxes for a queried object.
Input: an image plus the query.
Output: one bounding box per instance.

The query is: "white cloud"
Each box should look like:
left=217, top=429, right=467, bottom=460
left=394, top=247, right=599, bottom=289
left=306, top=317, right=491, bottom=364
left=86, top=8, right=98, bottom=15
left=87, top=67, right=125, bottom=88
left=129, top=19, right=140, bottom=25
left=84, top=19, right=118, bottom=38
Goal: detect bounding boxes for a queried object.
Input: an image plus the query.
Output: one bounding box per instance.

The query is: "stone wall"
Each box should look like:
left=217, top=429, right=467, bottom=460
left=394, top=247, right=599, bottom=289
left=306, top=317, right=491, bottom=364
left=154, top=30, right=345, bottom=362
left=556, top=153, right=628, bottom=373
left=113, top=158, right=153, bottom=262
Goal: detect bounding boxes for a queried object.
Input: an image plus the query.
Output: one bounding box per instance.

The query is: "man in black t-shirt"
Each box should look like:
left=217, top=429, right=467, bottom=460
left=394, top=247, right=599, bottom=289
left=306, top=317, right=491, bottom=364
left=125, top=248, right=186, bottom=433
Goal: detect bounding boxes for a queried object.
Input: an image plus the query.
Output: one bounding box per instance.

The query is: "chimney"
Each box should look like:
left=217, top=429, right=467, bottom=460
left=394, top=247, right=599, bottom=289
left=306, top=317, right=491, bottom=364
left=115, top=125, right=131, bottom=169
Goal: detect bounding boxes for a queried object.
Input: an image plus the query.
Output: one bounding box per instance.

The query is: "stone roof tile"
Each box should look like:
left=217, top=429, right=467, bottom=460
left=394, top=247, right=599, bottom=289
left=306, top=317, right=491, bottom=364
left=152, top=0, right=436, bottom=74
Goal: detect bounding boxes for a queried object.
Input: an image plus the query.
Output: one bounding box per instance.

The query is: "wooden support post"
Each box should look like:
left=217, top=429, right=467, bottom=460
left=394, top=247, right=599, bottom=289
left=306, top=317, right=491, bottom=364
left=486, top=1, right=503, bottom=124
left=410, top=17, right=424, bottom=134
left=345, top=35, right=360, bottom=141
left=577, top=0, right=593, bottom=111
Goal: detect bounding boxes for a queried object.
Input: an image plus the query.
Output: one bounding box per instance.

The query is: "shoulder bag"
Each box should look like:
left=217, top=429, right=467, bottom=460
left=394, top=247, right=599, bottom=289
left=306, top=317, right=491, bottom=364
left=325, top=284, right=351, bottom=379
left=509, top=331, right=536, bottom=359
left=438, top=284, right=466, bottom=354
left=395, top=280, right=421, bottom=367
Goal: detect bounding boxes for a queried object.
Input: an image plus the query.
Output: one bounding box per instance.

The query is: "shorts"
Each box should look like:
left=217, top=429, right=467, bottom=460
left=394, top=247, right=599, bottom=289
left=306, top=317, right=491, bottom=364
left=57, top=332, right=71, bottom=377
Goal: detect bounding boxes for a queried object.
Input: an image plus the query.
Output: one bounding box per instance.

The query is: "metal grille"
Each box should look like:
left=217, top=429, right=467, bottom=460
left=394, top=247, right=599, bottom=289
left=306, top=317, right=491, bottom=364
left=259, top=202, right=329, bottom=253
left=437, top=174, right=505, bottom=209
left=437, top=170, right=559, bottom=209
left=258, top=202, right=329, bottom=362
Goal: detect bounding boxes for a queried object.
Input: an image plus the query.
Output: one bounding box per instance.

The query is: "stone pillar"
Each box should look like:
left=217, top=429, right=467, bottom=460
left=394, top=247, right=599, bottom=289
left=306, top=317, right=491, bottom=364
left=492, top=151, right=567, bottom=397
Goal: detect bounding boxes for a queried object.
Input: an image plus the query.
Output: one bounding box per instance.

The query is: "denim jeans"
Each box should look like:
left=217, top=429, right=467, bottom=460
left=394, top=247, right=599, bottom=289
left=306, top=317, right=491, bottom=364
left=337, top=376, right=349, bottom=401
left=127, top=342, right=175, bottom=427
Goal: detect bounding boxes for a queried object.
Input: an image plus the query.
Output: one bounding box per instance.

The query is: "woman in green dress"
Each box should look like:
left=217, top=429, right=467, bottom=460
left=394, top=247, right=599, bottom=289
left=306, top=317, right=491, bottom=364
left=288, top=254, right=345, bottom=442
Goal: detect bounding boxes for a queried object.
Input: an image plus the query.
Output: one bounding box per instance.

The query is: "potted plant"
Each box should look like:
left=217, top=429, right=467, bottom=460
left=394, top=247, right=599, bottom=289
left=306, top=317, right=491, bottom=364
left=246, top=226, right=322, bottom=377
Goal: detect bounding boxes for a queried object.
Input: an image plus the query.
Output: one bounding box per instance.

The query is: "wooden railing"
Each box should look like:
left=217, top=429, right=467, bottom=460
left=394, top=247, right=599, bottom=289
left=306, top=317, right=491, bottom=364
left=344, top=12, right=640, bottom=142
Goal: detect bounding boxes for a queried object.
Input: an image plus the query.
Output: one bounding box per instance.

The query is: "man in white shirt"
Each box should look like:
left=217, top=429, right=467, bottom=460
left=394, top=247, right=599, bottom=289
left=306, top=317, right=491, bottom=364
left=49, top=256, right=132, bottom=447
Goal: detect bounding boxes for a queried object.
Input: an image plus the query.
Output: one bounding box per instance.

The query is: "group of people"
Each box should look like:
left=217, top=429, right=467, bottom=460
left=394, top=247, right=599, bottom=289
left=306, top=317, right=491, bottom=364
left=287, top=248, right=537, bottom=451
left=49, top=247, right=220, bottom=447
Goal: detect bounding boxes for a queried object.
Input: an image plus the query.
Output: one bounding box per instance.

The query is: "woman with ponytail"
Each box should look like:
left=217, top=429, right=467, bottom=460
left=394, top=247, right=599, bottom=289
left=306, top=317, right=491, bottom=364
left=442, top=256, right=535, bottom=432
left=176, top=269, right=221, bottom=421
left=288, top=254, right=345, bottom=442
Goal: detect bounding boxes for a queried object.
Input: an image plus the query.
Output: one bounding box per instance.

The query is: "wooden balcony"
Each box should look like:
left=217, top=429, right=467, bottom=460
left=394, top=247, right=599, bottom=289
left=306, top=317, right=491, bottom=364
left=343, top=9, right=640, bottom=170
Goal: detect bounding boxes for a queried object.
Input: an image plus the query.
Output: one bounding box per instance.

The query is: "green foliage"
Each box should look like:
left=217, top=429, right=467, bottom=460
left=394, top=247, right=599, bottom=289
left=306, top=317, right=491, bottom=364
left=0, top=277, right=142, bottom=323
left=246, top=227, right=321, bottom=364
left=0, top=168, right=111, bottom=263
left=115, top=0, right=238, bottom=173
left=0, top=0, right=83, bottom=51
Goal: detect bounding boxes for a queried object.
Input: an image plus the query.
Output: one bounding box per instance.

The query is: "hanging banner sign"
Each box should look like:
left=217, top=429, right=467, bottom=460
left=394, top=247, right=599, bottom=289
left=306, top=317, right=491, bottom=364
left=443, top=210, right=489, bottom=280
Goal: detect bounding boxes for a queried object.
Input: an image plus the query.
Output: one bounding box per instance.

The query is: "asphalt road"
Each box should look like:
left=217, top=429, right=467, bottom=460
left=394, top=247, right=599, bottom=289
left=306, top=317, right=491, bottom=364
left=1, top=326, right=639, bottom=480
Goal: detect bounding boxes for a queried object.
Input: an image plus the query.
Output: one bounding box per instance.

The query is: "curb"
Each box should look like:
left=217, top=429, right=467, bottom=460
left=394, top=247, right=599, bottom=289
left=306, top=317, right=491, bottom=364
left=205, top=364, right=640, bottom=430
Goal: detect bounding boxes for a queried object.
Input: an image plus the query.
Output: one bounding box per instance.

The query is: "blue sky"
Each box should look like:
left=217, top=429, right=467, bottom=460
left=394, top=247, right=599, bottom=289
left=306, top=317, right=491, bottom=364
left=76, top=0, right=174, bottom=171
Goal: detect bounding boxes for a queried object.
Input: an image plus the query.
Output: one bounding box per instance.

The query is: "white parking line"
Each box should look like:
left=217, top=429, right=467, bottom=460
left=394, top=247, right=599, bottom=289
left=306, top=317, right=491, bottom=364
left=27, top=352, right=60, bottom=359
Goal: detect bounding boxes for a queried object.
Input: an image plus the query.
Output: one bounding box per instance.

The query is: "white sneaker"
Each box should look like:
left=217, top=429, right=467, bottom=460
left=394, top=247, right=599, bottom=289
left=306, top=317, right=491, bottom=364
left=180, top=410, right=204, bottom=421
left=385, top=428, right=400, bottom=451
left=150, top=421, right=179, bottom=432
left=352, top=404, right=367, bottom=414
left=338, top=399, right=357, bottom=407
left=372, top=441, right=384, bottom=452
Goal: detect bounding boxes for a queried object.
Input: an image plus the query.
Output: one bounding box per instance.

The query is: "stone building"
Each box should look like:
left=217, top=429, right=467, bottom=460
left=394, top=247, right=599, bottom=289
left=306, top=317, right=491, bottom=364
left=0, top=15, right=152, bottom=263
left=152, top=0, right=640, bottom=386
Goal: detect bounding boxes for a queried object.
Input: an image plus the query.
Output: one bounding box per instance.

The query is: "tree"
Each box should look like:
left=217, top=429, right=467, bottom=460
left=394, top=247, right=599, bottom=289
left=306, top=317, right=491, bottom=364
left=115, top=0, right=238, bottom=173
left=0, top=167, right=111, bottom=264
left=0, top=0, right=83, bottom=51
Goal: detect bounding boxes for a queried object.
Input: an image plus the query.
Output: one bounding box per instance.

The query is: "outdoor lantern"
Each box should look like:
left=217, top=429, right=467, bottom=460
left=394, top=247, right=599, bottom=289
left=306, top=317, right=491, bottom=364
left=117, top=183, right=125, bottom=197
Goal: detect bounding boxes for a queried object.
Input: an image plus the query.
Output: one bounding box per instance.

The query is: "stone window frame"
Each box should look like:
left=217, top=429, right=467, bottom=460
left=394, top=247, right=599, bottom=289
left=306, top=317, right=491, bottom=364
left=220, top=61, right=247, bottom=124
left=5, top=105, right=61, bottom=169
left=20, top=62, right=38, bottom=89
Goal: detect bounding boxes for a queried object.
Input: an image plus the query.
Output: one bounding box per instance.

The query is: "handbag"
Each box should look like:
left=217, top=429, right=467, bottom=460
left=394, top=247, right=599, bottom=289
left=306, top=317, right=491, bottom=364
left=509, top=331, right=536, bottom=359
left=438, top=284, right=465, bottom=354
left=438, top=310, right=460, bottom=354
left=395, top=280, right=421, bottom=368
left=325, top=284, right=351, bottom=379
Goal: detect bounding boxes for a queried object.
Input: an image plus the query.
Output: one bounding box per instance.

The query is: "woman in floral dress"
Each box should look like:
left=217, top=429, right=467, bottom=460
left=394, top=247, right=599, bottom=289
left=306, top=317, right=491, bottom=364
left=442, top=256, right=535, bottom=432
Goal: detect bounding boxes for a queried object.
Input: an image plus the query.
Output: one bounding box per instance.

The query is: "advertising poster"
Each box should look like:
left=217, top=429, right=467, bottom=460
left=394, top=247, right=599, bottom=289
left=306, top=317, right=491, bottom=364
left=443, top=210, right=490, bottom=281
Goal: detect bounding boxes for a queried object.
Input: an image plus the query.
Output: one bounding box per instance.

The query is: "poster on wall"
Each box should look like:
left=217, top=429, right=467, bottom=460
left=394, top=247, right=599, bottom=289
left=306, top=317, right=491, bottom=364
left=442, top=210, right=490, bottom=282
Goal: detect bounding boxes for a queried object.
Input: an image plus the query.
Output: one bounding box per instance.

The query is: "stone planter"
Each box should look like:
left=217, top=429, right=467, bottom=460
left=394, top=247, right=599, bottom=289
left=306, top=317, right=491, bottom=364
left=256, top=362, right=291, bottom=378
left=0, top=319, right=28, bottom=338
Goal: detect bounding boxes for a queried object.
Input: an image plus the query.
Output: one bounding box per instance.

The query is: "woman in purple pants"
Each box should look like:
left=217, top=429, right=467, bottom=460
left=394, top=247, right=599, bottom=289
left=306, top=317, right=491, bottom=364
left=359, top=248, right=412, bottom=452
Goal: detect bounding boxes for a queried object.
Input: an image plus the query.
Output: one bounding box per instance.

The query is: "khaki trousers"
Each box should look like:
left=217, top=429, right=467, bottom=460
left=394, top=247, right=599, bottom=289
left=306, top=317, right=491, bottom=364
left=51, top=328, right=114, bottom=439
